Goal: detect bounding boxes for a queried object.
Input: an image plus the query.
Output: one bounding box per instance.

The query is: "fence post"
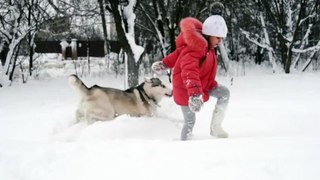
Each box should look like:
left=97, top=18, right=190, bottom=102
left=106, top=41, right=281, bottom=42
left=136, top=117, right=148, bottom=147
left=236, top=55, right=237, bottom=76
left=60, top=40, right=69, bottom=60
left=71, top=39, right=78, bottom=60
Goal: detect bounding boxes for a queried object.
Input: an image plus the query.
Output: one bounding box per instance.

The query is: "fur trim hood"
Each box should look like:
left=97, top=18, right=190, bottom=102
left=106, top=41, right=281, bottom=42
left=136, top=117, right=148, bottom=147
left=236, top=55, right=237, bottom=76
left=176, top=17, right=208, bottom=51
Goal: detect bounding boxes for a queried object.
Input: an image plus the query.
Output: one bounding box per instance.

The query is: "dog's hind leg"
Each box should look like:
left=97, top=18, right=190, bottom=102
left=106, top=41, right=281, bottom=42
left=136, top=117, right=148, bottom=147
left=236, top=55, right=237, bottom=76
left=86, top=108, right=115, bottom=122
left=75, top=109, right=83, bottom=123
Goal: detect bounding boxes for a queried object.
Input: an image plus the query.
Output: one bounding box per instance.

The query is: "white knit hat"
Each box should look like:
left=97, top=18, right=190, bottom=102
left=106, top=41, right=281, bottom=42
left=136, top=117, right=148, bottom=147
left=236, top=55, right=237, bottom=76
left=202, top=15, right=228, bottom=38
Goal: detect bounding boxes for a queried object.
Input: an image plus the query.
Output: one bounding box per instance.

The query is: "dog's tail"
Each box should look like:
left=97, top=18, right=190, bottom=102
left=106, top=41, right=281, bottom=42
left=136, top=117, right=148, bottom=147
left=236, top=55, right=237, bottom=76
left=68, top=74, right=89, bottom=97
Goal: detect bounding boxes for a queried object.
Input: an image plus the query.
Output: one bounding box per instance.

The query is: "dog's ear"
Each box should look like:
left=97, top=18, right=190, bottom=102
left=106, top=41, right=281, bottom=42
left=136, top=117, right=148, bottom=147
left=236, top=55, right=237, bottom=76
left=144, top=77, right=152, bottom=84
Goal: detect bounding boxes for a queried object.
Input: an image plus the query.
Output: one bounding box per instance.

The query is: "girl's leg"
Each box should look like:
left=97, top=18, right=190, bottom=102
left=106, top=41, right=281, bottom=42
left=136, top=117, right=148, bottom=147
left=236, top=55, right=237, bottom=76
left=209, top=85, right=230, bottom=138
left=180, top=106, right=196, bottom=140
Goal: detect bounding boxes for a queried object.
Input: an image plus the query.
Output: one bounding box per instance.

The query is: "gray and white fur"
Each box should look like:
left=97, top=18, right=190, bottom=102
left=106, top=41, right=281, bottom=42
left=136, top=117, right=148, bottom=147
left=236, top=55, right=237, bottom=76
left=69, top=74, right=172, bottom=123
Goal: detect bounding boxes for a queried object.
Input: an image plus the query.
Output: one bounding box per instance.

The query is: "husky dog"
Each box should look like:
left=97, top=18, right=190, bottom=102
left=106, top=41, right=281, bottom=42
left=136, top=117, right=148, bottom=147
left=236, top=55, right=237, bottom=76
left=69, top=74, right=172, bottom=123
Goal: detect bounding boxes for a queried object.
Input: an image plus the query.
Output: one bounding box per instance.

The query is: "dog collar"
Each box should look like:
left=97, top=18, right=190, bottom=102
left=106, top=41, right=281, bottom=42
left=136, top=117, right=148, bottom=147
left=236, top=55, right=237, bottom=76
left=137, top=84, right=160, bottom=108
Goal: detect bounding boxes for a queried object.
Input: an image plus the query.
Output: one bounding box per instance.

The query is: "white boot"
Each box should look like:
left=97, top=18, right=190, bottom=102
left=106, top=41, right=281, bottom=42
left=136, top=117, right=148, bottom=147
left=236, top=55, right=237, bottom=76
left=210, top=125, right=228, bottom=138
left=210, top=106, right=228, bottom=138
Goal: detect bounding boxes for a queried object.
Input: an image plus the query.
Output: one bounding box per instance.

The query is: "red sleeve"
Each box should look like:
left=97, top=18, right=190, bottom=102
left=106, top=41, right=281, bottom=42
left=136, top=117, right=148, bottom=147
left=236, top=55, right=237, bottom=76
left=180, top=49, right=205, bottom=97
left=162, top=48, right=182, bottom=68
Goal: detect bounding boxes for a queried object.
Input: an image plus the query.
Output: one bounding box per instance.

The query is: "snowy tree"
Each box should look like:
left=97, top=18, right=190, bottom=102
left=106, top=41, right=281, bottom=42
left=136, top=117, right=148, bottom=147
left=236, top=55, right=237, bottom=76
left=0, top=0, right=56, bottom=85
left=236, top=0, right=320, bottom=73
left=47, top=0, right=102, bottom=40
left=1, top=0, right=319, bottom=88
left=97, top=0, right=110, bottom=64
left=106, top=0, right=144, bottom=88
left=136, top=0, right=217, bottom=82
left=136, top=0, right=217, bottom=56
left=261, top=0, right=319, bottom=73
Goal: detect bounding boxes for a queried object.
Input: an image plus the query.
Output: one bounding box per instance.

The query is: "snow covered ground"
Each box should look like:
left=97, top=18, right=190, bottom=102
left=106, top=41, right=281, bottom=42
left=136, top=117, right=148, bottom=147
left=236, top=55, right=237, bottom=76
left=1, top=64, right=320, bottom=180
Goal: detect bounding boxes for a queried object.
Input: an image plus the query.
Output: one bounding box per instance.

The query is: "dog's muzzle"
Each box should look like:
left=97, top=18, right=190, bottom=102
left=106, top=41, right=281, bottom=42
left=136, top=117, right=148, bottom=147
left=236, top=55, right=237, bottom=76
left=165, top=91, right=173, bottom=97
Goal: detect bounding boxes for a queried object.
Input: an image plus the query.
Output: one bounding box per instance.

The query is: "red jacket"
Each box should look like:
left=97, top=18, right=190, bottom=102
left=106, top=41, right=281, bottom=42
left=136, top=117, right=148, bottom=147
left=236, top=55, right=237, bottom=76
left=163, top=17, right=218, bottom=105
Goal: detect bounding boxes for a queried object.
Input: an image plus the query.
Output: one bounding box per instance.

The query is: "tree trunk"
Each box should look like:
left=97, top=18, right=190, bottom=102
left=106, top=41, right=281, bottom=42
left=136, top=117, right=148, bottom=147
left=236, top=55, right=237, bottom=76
left=168, top=27, right=176, bottom=54
left=108, top=0, right=139, bottom=87
left=9, top=44, right=21, bottom=81
left=29, top=42, right=34, bottom=76
left=27, top=0, right=33, bottom=76
left=285, top=45, right=293, bottom=73
left=260, top=12, right=278, bottom=73
left=127, top=50, right=139, bottom=87
left=98, top=0, right=109, bottom=63
left=285, top=0, right=306, bottom=73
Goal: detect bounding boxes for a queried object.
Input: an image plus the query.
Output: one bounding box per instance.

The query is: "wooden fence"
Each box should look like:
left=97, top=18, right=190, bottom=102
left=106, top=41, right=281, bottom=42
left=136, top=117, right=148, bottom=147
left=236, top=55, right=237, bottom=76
left=35, top=40, right=122, bottom=59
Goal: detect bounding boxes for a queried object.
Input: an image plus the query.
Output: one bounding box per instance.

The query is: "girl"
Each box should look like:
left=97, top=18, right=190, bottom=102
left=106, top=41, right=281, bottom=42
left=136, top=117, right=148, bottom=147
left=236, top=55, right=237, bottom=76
left=152, top=15, right=230, bottom=140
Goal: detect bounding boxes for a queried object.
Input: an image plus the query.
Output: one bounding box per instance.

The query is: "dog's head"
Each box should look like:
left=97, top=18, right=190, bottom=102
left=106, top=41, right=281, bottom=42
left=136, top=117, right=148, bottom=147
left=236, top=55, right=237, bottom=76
left=143, top=77, right=173, bottom=102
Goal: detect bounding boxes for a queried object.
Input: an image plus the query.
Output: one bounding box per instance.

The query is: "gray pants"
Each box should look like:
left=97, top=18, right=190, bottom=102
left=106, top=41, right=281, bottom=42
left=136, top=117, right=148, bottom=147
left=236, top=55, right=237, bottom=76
left=180, top=85, right=230, bottom=140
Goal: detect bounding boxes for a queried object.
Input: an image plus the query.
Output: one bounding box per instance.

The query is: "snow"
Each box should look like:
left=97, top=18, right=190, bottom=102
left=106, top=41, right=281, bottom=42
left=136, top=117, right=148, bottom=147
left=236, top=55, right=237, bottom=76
left=1, top=64, right=320, bottom=180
